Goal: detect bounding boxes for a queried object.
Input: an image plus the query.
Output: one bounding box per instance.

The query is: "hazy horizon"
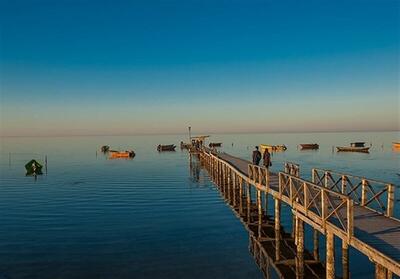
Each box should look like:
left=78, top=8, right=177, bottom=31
left=1, top=1, right=399, bottom=137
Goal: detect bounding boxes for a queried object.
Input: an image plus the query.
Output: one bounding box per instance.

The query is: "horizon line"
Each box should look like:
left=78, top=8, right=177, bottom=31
left=1, top=129, right=399, bottom=138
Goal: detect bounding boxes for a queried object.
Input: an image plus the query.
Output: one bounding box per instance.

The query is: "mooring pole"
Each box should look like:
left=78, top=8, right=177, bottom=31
left=45, top=155, right=48, bottom=175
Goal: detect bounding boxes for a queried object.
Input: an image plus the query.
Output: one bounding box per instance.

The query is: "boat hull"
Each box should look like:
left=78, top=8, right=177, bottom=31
left=336, top=147, right=370, bottom=153
left=157, top=145, right=176, bottom=151
left=300, top=144, right=319, bottom=150
left=109, top=150, right=135, bottom=158
left=392, top=142, right=400, bottom=149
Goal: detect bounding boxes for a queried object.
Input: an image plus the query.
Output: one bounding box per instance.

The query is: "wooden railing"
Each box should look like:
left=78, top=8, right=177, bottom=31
left=280, top=172, right=354, bottom=240
left=284, top=162, right=300, bottom=177
left=248, top=164, right=269, bottom=189
left=312, top=168, right=395, bottom=217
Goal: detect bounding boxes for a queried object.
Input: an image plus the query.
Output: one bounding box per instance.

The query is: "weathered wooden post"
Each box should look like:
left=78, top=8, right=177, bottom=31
left=324, top=171, right=329, bottom=188
left=387, top=183, right=394, bottom=217
left=342, top=241, right=349, bottom=279
left=361, top=179, right=368, bottom=206
left=257, top=190, right=262, bottom=222
left=274, top=198, right=281, bottom=233
left=239, top=177, right=243, bottom=215
left=341, top=175, right=347, bottom=194
left=375, top=263, right=388, bottom=279
left=232, top=173, right=237, bottom=207
left=296, top=217, right=304, bottom=279
left=326, top=231, right=335, bottom=279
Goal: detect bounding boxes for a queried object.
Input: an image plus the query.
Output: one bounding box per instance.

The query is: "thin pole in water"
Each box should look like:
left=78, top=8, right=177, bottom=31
left=45, top=155, right=48, bottom=175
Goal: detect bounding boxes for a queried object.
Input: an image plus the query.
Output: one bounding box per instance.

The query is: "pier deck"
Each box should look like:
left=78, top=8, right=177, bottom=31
left=198, top=150, right=400, bottom=278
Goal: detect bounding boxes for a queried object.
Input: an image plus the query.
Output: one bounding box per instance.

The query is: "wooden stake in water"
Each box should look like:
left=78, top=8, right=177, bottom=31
left=45, top=155, right=48, bottom=175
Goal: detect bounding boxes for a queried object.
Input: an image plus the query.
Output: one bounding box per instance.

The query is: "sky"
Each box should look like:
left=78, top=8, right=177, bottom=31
left=0, top=0, right=399, bottom=136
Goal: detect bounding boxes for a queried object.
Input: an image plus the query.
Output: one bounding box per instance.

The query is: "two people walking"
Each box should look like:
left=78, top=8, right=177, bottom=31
left=252, top=146, right=272, bottom=168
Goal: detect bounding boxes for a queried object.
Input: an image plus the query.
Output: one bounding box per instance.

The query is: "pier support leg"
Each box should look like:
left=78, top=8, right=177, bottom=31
left=232, top=174, right=236, bottom=207
left=239, top=178, right=243, bottom=215
left=274, top=198, right=281, bottom=232
left=246, top=182, right=251, bottom=222
left=342, top=241, right=349, bottom=279
left=257, top=190, right=262, bottom=237
left=296, top=217, right=304, bottom=279
left=375, top=263, right=388, bottom=279
left=326, top=231, right=335, bottom=279
left=313, top=229, right=319, bottom=261
left=264, top=192, right=268, bottom=216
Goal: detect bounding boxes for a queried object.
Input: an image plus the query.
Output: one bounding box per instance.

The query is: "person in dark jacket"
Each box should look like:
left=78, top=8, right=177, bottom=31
left=252, top=146, right=262, bottom=165
left=263, top=149, right=272, bottom=169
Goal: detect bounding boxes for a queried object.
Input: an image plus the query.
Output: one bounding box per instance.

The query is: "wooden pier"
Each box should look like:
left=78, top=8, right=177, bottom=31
left=195, top=148, right=399, bottom=279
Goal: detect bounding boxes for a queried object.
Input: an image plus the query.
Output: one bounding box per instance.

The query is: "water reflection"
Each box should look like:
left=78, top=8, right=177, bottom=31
left=190, top=154, right=326, bottom=279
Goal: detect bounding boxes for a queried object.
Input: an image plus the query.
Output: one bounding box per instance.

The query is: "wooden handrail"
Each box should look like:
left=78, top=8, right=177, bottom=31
left=312, top=168, right=395, bottom=217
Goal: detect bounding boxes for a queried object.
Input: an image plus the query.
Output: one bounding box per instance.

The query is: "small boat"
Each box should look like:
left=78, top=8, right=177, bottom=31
left=25, top=159, right=43, bottom=176
left=157, top=144, right=176, bottom=152
left=299, top=143, right=319, bottom=150
left=336, top=142, right=369, bottom=153
left=209, top=142, right=222, bottom=148
left=260, top=144, right=287, bottom=152
left=101, top=145, right=110, bottom=152
left=392, top=142, right=400, bottom=149
left=109, top=150, right=135, bottom=158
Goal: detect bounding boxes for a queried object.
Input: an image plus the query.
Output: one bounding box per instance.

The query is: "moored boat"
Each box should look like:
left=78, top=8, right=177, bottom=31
left=299, top=143, right=319, bottom=150
left=109, top=150, right=135, bottom=158
left=260, top=144, right=287, bottom=152
left=157, top=144, right=176, bottom=151
left=336, top=146, right=370, bottom=153
left=392, top=142, right=400, bottom=149
left=209, top=142, right=222, bottom=148
left=25, top=159, right=43, bottom=176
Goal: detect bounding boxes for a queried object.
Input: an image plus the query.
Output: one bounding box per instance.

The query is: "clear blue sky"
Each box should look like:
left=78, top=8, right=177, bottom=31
left=0, top=0, right=399, bottom=136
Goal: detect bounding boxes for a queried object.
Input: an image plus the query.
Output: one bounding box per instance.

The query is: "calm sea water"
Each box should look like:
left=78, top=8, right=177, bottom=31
left=0, top=132, right=399, bottom=279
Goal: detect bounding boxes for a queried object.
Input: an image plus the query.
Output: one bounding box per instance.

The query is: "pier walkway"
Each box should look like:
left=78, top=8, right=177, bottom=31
left=197, top=149, right=400, bottom=279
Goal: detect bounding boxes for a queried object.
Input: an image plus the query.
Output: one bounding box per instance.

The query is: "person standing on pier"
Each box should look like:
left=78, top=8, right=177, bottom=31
left=263, top=149, right=271, bottom=169
left=252, top=146, right=261, bottom=165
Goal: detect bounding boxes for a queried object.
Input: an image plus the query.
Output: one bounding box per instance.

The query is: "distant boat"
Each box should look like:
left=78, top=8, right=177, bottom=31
left=209, top=142, right=222, bottom=148
left=109, top=150, right=135, bottom=158
left=25, top=159, right=43, bottom=176
left=260, top=144, right=287, bottom=152
left=392, top=142, right=400, bottom=149
left=101, top=145, right=110, bottom=152
left=299, top=143, right=319, bottom=150
left=336, top=142, right=369, bottom=153
left=157, top=144, right=176, bottom=152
